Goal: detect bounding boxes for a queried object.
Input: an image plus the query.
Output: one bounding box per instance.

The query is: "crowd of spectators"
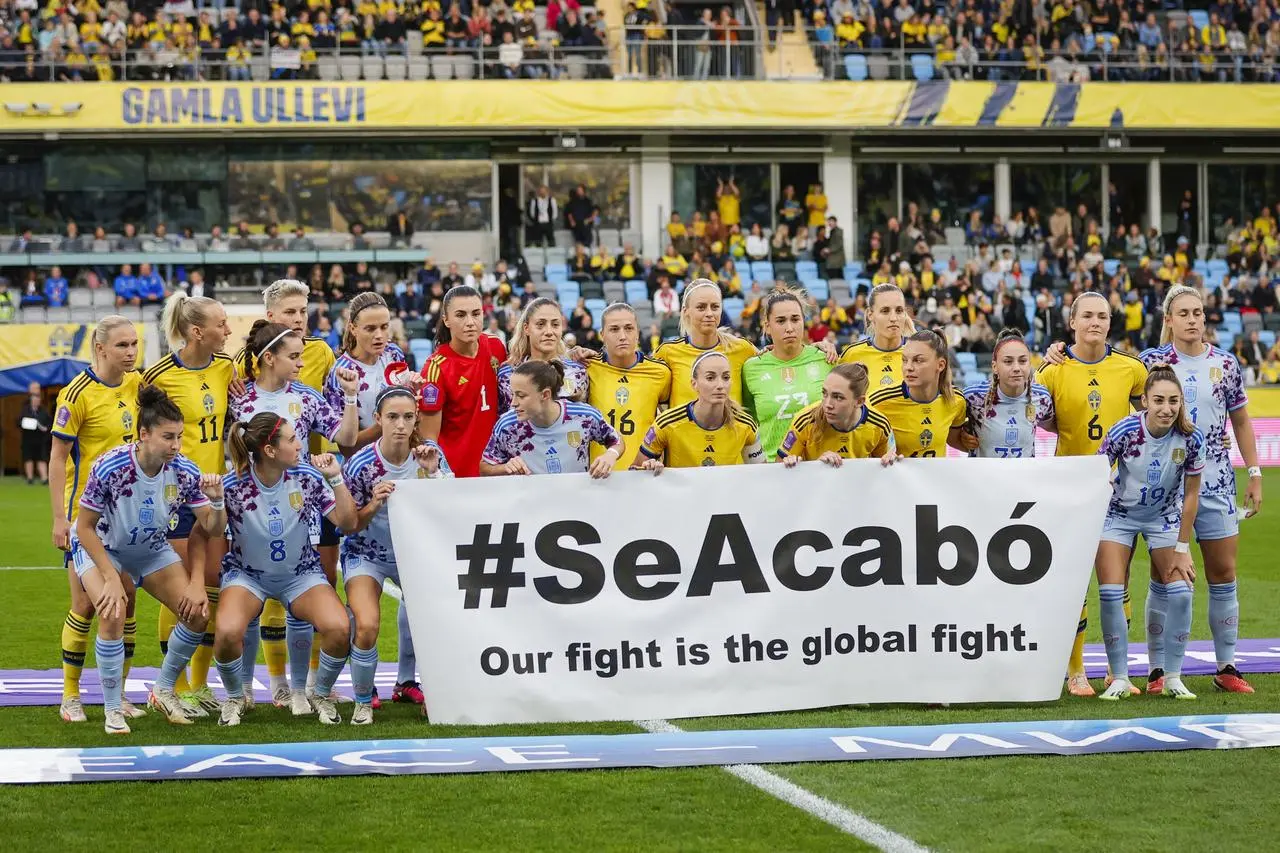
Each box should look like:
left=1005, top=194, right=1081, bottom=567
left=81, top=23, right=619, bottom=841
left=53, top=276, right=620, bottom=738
left=0, top=0, right=610, bottom=82
left=801, top=0, right=1280, bottom=82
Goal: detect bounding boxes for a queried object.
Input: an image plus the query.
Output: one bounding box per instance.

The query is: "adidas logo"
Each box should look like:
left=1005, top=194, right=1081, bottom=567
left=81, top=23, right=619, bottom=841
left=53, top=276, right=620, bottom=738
left=200, top=382, right=211, bottom=391
left=458, top=377, right=469, bottom=386
left=922, top=417, right=932, bottom=425
left=546, top=446, right=558, bottom=455
left=117, top=400, right=127, bottom=408
left=142, top=497, right=154, bottom=505
left=838, top=445, right=849, bottom=454
left=1088, top=378, right=1100, bottom=386
left=882, top=365, right=893, bottom=372
left=1007, top=417, right=1018, bottom=425
left=704, top=444, right=716, bottom=452
left=618, top=376, right=629, bottom=384
left=269, top=507, right=281, bottom=516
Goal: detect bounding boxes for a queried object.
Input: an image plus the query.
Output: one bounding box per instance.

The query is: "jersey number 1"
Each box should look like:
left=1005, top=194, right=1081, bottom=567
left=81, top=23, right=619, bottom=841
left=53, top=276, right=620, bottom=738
left=479, top=386, right=490, bottom=412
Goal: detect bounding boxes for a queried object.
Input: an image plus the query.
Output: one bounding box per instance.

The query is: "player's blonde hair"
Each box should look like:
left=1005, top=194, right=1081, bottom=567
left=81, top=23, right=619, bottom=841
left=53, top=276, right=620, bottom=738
left=90, top=314, right=135, bottom=373
left=1160, top=285, right=1203, bottom=345
left=507, top=297, right=566, bottom=366
left=679, top=278, right=733, bottom=346
left=690, top=349, right=744, bottom=423
left=161, top=293, right=220, bottom=350
left=262, top=278, right=309, bottom=309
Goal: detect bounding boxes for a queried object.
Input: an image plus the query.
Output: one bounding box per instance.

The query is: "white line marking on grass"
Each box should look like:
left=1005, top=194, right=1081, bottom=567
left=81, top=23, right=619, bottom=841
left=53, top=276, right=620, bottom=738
left=636, top=719, right=929, bottom=853
left=0, top=566, right=62, bottom=571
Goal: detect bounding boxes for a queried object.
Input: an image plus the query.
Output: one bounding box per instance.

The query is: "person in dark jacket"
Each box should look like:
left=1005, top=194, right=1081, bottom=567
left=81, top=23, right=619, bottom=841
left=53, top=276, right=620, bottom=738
left=18, top=381, right=51, bottom=485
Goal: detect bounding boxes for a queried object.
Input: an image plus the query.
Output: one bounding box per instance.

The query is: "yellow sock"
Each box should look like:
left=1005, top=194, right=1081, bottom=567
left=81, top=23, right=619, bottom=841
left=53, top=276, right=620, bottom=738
left=310, top=639, right=321, bottom=673
left=1068, top=603, right=1087, bottom=677
left=188, top=586, right=219, bottom=691
left=262, top=598, right=287, bottom=678
left=61, top=610, right=91, bottom=699
left=158, top=605, right=191, bottom=694
left=122, top=617, right=136, bottom=683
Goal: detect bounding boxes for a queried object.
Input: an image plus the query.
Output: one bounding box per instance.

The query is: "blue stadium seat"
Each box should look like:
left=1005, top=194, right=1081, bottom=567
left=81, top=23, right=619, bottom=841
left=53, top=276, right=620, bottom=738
left=955, top=352, right=978, bottom=373
left=585, top=298, right=607, bottom=330
left=723, top=297, right=746, bottom=326
left=1189, top=9, right=1209, bottom=32
left=911, top=54, right=934, bottom=81
left=1193, top=259, right=1210, bottom=277
left=843, top=262, right=864, bottom=280
left=750, top=261, right=775, bottom=282
left=394, top=280, right=408, bottom=297
left=545, top=263, right=570, bottom=284
left=1217, top=331, right=1235, bottom=352
left=804, top=279, right=829, bottom=301
left=796, top=260, right=819, bottom=280
left=409, top=338, right=433, bottom=364
left=1260, top=330, right=1277, bottom=350
left=1223, top=311, right=1243, bottom=332
left=556, top=282, right=580, bottom=306
left=844, top=54, right=868, bottom=81
left=851, top=277, right=872, bottom=294
left=624, top=280, right=648, bottom=304
left=1207, top=259, right=1229, bottom=280
left=1020, top=260, right=1037, bottom=277
left=1103, top=259, right=1119, bottom=277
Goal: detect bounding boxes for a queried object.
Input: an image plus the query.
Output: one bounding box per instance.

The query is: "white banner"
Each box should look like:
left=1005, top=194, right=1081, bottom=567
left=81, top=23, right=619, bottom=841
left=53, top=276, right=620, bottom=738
left=389, top=458, right=1111, bottom=725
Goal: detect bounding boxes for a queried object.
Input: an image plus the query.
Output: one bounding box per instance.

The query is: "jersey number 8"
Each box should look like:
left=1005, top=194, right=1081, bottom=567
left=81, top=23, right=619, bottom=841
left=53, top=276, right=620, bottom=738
left=269, top=539, right=286, bottom=562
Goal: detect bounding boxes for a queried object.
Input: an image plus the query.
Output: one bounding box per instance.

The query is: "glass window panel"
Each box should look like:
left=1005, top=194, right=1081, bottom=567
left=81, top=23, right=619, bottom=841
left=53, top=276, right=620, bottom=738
left=901, top=163, right=993, bottom=228
left=1010, top=164, right=1100, bottom=222
left=44, top=151, right=145, bottom=192
left=673, top=164, right=772, bottom=230
left=857, top=162, right=897, bottom=245
left=1160, top=163, right=1198, bottom=243
left=544, top=161, right=632, bottom=231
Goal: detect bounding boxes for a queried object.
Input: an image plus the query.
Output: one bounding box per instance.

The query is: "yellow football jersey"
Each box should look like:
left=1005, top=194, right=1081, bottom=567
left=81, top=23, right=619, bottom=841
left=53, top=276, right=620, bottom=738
left=868, top=382, right=968, bottom=458
left=587, top=354, right=672, bottom=470
left=1037, top=346, right=1147, bottom=457
left=839, top=338, right=905, bottom=390
left=653, top=335, right=758, bottom=410
left=143, top=351, right=235, bottom=474
left=777, top=402, right=894, bottom=461
left=52, top=369, right=142, bottom=521
left=639, top=403, right=762, bottom=468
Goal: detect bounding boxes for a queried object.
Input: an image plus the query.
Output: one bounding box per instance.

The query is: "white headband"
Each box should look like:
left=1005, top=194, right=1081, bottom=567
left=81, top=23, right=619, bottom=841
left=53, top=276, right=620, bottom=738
left=258, top=329, right=295, bottom=360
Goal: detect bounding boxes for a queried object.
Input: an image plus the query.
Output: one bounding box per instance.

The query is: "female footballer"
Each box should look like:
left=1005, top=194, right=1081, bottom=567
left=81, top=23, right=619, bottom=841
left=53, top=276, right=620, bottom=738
left=868, top=330, right=973, bottom=458
left=962, top=328, right=1056, bottom=458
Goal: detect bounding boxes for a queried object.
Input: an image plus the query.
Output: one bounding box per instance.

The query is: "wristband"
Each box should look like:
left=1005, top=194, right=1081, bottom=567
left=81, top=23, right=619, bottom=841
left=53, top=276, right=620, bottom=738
left=345, top=394, right=359, bottom=406
left=1248, top=466, right=1262, bottom=478
left=208, top=499, right=225, bottom=511
left=327, top=475, right=345, bottom=489
left=1174, top=541, right=1190, bottom=554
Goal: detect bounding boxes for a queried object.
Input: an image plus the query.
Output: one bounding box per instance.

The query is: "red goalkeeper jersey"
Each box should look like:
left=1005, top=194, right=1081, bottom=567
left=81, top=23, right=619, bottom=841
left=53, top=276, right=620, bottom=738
left=419, top=335, right=507, bottom=478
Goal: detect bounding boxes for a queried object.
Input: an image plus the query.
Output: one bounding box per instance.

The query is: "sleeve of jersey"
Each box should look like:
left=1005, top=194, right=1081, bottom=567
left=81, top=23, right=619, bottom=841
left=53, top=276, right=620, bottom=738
left=309, top=390, right=342, bottom=440
left=1185, top=431, right=1206, bottom=477
left=481, top=423, right=512, bottom=465
left=1098, top=426, right=1126, bottom=466
left=1223, top=357, right=1249, bottom=412
left=312, top=471, right=338, bottom=518
left=419, top=358, right=445, bottom=413
left=588, top=411, right=622, bottom=451
left=639, top=422, right=665, bottom=459
left=777, top=413, right=806, bottom=459
left=322, top=367, right=346, bottom=413
left=742, top=423, right=765, bottom=463
left=52, top=389, right=81, bottom=441
left=181, top=464, right=210, bottom=508
left=1130, top=360, right=1148, bottom=398
left=78, top=463, right=107, bottom=513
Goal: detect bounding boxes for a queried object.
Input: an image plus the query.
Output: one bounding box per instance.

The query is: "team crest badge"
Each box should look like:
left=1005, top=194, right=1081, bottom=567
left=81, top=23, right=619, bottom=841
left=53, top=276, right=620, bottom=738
left=1147, top=459, right=1162, bottom=485
left=491, top=357, right=500, bottom=372
left=781, top=367, right=795, bottom=384
left=567, top=431, right=582, bottom=448
left=880, top=375, right=894, bottom=386
left=122, top=411, right=134, bottom=432
left=919, top=429, right=934, bottom=447
left=202, top=393, right=215, bottom=414
left=1210, top=366, right=1223, bottom=383
left=139, top=507, right=154, bottom=525
left=164, top=484, right=178, bottom=503
left=615, top=387, right=630, bottom=405
left=1088, top=390, right=1102, bottom=411
left=269, top=517, right=285, bottom=537
left=289, top=489, right=304, bottom=511
left=1172, top=448, right=1186, bottom=465
left=1025, top=403, right=1036, bottom=421
left=288, top=401, right=302, bottom=418
left=47, top=326, right=75, bottom=357
left=701, top=457, right=716, bottom=466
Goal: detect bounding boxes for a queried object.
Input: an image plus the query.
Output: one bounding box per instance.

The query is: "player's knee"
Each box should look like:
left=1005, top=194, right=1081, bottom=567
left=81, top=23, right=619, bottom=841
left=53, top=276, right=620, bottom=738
left=97, top=614, right=125, bottom=638
left=184, top=613, right=209, bottom=635
left=1205, top=559, right=1237, bottom=584
left=353, top=622, right=379, bottom=650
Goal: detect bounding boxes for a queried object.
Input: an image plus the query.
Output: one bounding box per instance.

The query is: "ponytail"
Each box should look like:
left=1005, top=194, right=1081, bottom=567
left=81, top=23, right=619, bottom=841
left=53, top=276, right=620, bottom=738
left=514, top=358, right=565, bottom=398
left=227, top=411, right=285, bottom=475
left=90, top=314, right=134, bottom=374
left=907, top=329, right=955, bottom=403
left=161, top=292, right=218, bottom=350
left=435, top=285, right=482, bottom=345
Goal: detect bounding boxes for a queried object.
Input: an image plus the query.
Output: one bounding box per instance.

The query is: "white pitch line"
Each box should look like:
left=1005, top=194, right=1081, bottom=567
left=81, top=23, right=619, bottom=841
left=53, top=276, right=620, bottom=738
left=0, top=566, right=62, bottom=571
left=635, top=719, right=929, bottom=853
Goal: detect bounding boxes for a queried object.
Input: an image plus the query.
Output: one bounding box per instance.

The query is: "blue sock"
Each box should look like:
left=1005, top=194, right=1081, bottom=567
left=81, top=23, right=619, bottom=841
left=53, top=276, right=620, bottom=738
left=1208, top=582, right=1239, bottom=668
left=215, top=655, right=244, bottom=699
left=95, top=637, right=125, bottom=712
left=1164, top=580, right=1194, bottom=677
left=240, top=616, right=261, bottom=688
left=286, top=614, right=313, bottom=692
left=156, top=623, right=202, bottom=691
left=396, top=602, right=416, bottom=684
left=1145, top=580, right=1168, bottom=673
left=1099, top=584, right=1129, bottom=680
left=350, top=644, right=379, bottom=704
left=316, top=649, right=348, bottom=699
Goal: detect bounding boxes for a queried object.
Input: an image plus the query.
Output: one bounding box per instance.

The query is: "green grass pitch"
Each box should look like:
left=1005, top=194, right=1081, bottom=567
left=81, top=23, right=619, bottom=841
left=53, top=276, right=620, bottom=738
left=1, top=472, right=1278, bottom=851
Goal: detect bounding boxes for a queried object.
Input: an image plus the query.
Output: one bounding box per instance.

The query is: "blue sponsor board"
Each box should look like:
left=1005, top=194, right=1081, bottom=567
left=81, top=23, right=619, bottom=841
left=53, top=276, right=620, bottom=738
left=2, top=714, right=1278, bottom=785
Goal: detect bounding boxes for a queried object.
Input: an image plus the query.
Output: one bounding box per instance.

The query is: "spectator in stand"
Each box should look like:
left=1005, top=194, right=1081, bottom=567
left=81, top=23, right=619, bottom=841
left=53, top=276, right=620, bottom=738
left=824, top=216, right=846, bottom=279
left=469, top=5, right=493, bottom=49
left=667, top=213, right=691, bottom=257
left=570, top=244, right=593, bottom=282
left=771, top=224, right=794, bottom=262
left=115, top=223, right=141, bottom=251
left=387, top=210, right=413, bottom=247
left=653, top=274, right=679, bottom=317
left=805, top=183, right=828, bottom=228
left=398, top=280, right=424, bottom=320
left=1234, top=330, right=1264, bottom=385
left=590, top=244, right=616, bottom=282
left=565, top=184, right=597, bottom=247
left=527, top=184, right=557, bottom=247
left=745, top=223, right=770, bottom=262
left=348, top=221, right=371, bottom=250
left=19, top=270, right=44, bottom=308
left=657, top=244, right=689, bottom=280
left=442, top=261, right=464, bottom=290
left=716, top=176, right=741, bottom=228
left=44, top=266, right=69, bottom=307
left=136, top=262, right=166, bottom=304
left=615, top=243, right=645, bottom=282
left=777, top=185, right=804, bottom=235
left=287, top=226, right=315, bottom=251
left=444, top=4, right=470, bottom=52
left=421, top=7, right=445, bottom=48
left=792, top=225, right=811, bottom=260
left=417, top=257, right=442, bottom=290
left=466, top=260, right=496, bottom=293
left=60, top=221, right=85, bottom=252
left=113, top=264, right=139, bottom=307
left=262, top=223, right=286, bottom=251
